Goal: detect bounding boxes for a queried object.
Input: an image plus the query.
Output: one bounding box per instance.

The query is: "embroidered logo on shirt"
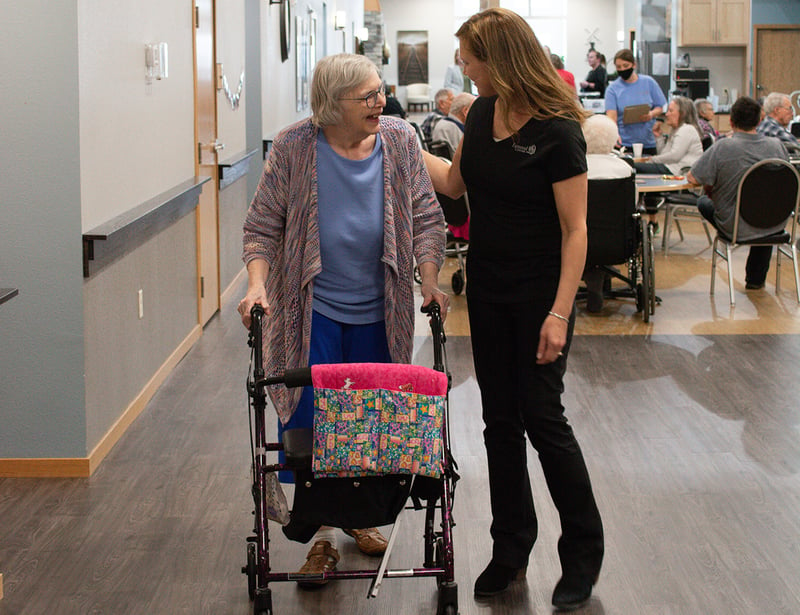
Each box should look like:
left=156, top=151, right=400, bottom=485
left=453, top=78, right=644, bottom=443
left=512, top=143, right=536, bottom=155
left=343, top=377, right=354, bottom=390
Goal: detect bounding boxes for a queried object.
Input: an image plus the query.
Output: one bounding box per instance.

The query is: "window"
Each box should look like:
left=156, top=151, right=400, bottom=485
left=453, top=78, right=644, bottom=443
left=452, top=1, right=568, bottom=64
left=454, top=0, right=480, bottom=47
left=500, top=0, right=567, bottom=59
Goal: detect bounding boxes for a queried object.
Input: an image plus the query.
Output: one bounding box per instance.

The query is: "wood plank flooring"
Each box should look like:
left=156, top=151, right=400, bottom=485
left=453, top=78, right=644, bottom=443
left=2, top=234, right=800, bottom=614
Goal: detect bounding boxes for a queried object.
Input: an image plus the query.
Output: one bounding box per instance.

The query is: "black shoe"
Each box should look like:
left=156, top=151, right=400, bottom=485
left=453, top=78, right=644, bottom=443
left=745, top=281, right=765, bottom=290
left=473, top=560, right=525, bottom=597
left=552, top=574, right=596, bottom=611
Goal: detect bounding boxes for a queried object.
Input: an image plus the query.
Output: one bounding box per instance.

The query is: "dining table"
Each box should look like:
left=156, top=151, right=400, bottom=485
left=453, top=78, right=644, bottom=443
left=634, top=172, right=692, bottom=194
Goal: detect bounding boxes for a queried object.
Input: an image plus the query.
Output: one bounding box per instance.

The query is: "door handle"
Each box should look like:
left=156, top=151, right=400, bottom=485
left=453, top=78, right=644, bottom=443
left=212, top=141, right=225, bottom=152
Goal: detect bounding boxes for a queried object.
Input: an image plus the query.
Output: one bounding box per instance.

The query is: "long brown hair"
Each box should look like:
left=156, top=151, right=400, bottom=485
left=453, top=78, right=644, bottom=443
left=456, top=8, right=586, bottom=133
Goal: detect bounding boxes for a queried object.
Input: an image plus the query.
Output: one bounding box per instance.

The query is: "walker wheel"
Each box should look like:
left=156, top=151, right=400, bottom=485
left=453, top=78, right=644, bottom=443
left=245, top=542, right=257, bottom=600
left=451, top=270, right=464, bottom=295
left=253, top=589, right=273, bottom=615
left=434, top=537, right=445, bottom=587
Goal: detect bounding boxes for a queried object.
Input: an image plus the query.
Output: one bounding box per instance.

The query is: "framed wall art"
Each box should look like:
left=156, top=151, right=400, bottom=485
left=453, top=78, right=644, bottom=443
left=397, top=30, right=428, bottom=86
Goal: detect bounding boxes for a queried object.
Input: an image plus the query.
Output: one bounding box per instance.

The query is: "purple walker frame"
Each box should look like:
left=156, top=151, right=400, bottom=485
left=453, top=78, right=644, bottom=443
left=243, top=303, right=459, bottom=615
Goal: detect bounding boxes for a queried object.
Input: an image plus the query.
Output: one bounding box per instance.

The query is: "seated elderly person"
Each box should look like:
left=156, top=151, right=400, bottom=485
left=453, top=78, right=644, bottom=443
left=582, top=114, right=633, bottom=312
left=430, top=92, right=475, bottom=157
left=688, top=95, right=790, bottom=290
left=757, top=92, right=800, bottom=153
left=694, top=98, right=720, bottom=142
left=634, top=96, right=704, bottom=175
left=420, top=88, right=454, bottom=143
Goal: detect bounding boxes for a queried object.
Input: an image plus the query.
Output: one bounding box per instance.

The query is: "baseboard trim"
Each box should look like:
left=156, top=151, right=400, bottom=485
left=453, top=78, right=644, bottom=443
left=0, top=324, right=203, bottom=478
left=220, top=266, right=247, bottom=307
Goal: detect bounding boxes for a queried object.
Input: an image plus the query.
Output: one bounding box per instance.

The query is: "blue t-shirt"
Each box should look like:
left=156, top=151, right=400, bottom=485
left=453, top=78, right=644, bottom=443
left=605, top=74, right=667, bottom=149
left=313, top=132, right=385, bottom=324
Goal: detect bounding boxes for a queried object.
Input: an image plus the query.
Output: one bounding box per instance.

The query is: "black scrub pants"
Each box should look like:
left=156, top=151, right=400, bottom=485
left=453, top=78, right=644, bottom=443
left=466, top=295, right=604, bottom=579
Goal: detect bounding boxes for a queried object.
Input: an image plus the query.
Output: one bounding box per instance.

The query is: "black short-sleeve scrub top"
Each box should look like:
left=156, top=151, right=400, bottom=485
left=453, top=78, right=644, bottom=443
left=460, top=95, right=587, bottom=303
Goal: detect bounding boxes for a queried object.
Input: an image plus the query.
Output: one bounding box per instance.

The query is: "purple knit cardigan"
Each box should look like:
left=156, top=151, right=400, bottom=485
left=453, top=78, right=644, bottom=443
left=243, top=116, right=445, bottom=424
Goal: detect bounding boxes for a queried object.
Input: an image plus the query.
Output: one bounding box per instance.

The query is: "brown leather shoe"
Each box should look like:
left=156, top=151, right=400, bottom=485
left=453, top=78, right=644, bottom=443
left=343, top=528, right=388, bottom=556
left=296, top=540, right=340, bottom=588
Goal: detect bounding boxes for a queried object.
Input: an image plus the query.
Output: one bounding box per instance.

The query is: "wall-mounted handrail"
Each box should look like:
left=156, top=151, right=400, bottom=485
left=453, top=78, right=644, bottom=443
left=82, top=177, right=209, bottom=278
left=218, top=148, right=259, bottom=190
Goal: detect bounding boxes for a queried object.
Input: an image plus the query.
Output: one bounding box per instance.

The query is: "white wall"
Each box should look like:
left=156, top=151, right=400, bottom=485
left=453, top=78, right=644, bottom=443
left=217, top=0, right=248, bottom=157
left=381, top=0, right=456, bottom=106
left=380, top=0, right=619, bottom=105
left=78, top=0, right=196, bottom=231
left=565, top=0, right=619, bottom=81
left=261, top=0, right=364, bottom=138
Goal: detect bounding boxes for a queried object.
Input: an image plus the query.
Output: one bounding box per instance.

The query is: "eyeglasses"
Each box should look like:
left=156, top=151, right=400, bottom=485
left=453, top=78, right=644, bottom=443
left=339, top=85, right=386, bottom=109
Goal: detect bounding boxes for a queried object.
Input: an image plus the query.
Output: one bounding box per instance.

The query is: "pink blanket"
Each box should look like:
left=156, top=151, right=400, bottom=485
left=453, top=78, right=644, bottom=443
left=311, top=362, right=448, bottom=397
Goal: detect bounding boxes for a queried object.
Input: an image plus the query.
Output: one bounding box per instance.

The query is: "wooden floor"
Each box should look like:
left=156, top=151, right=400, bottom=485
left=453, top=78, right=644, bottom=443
left=2, top=223, right=800, bottom=614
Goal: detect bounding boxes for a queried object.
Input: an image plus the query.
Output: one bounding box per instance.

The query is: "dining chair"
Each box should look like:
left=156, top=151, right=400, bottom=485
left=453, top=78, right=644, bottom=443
left=709, top=158, right=800, bottom=305
left=661, top=135, right=715, bottom=255
left=662, top=190, right=713, bottom=255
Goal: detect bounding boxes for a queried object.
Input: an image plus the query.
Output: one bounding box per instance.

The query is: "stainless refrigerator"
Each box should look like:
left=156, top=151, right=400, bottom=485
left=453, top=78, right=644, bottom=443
left=637, top=40, right=671, bottom=100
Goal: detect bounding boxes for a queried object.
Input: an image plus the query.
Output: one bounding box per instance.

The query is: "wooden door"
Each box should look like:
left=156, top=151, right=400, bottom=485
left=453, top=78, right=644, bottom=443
left=194, top=0, right=221, bottom=325
left=753, top=26, right=800, bottom=100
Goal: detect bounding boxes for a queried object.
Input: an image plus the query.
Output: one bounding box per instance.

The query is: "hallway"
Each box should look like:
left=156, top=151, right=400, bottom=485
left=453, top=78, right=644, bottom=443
left=2, top=257, right=800, bottom=613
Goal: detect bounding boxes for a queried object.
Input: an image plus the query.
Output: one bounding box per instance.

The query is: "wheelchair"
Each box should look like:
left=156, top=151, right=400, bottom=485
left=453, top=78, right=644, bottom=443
left=429, top=140, right=469, bottom=296
left=581, top=175, right=656, bottom=321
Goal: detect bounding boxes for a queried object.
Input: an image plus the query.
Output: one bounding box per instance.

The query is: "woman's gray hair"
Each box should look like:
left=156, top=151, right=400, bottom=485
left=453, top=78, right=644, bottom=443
left=311, top=53, right=381, bottom=127
left=694, top=98, right=711, bottom=114
left=582, top=114, right=619, bottom=155
left=671, top=95, right=703, bottom=139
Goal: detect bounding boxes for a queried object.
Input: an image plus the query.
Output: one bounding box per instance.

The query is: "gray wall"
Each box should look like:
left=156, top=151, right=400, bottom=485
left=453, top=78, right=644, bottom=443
left=752, top=0, right=800, bottom=24
left=83, top=216, right=198, bottom=448
left=0, top=1, right=87, bottom=457
left=219, top=177, right=252, bottom=291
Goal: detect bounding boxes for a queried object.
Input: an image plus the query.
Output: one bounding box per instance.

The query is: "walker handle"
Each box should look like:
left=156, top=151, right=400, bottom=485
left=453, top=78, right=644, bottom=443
left=420, top=302, right=445, bottom=373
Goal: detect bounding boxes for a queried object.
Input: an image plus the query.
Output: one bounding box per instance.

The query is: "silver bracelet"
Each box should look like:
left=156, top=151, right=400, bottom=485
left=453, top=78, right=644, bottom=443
left=547, top=310, right=570, bottom=323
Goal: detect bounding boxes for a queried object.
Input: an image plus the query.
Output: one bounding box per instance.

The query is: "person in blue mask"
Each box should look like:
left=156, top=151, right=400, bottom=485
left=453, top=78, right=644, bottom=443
left=604, top=48, right=666, bottom=155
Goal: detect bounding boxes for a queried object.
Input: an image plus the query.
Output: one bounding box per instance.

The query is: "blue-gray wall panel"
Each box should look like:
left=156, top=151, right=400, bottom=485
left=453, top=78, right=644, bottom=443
left=0, top=1, right=86, bottom=457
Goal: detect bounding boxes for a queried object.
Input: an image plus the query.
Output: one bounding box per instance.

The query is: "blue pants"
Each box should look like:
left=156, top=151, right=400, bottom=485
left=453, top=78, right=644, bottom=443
left=278, top=310, right=392, bottom=481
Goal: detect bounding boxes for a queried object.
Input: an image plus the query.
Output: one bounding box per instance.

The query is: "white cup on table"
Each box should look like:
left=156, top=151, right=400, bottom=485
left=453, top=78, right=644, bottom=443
left=632, top=143, right=643, bottom=158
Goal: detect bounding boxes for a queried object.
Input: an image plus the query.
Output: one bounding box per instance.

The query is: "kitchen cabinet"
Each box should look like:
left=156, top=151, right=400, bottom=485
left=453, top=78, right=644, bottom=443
left=680, top=0, right=750, bottom=46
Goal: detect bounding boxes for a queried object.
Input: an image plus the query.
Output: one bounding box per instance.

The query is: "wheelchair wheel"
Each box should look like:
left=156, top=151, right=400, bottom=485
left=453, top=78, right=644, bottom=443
left=646, top=222, right=656, bottom=316
left=640, top=220, right=652, bottom=323
left=451, top=270, right=464, bottom=295
left=244, top=542, right=256, bottom=600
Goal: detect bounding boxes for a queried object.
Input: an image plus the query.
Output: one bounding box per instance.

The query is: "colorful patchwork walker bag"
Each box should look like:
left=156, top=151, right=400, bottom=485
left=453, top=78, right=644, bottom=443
left=310, top=362, right=448, bottom=479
